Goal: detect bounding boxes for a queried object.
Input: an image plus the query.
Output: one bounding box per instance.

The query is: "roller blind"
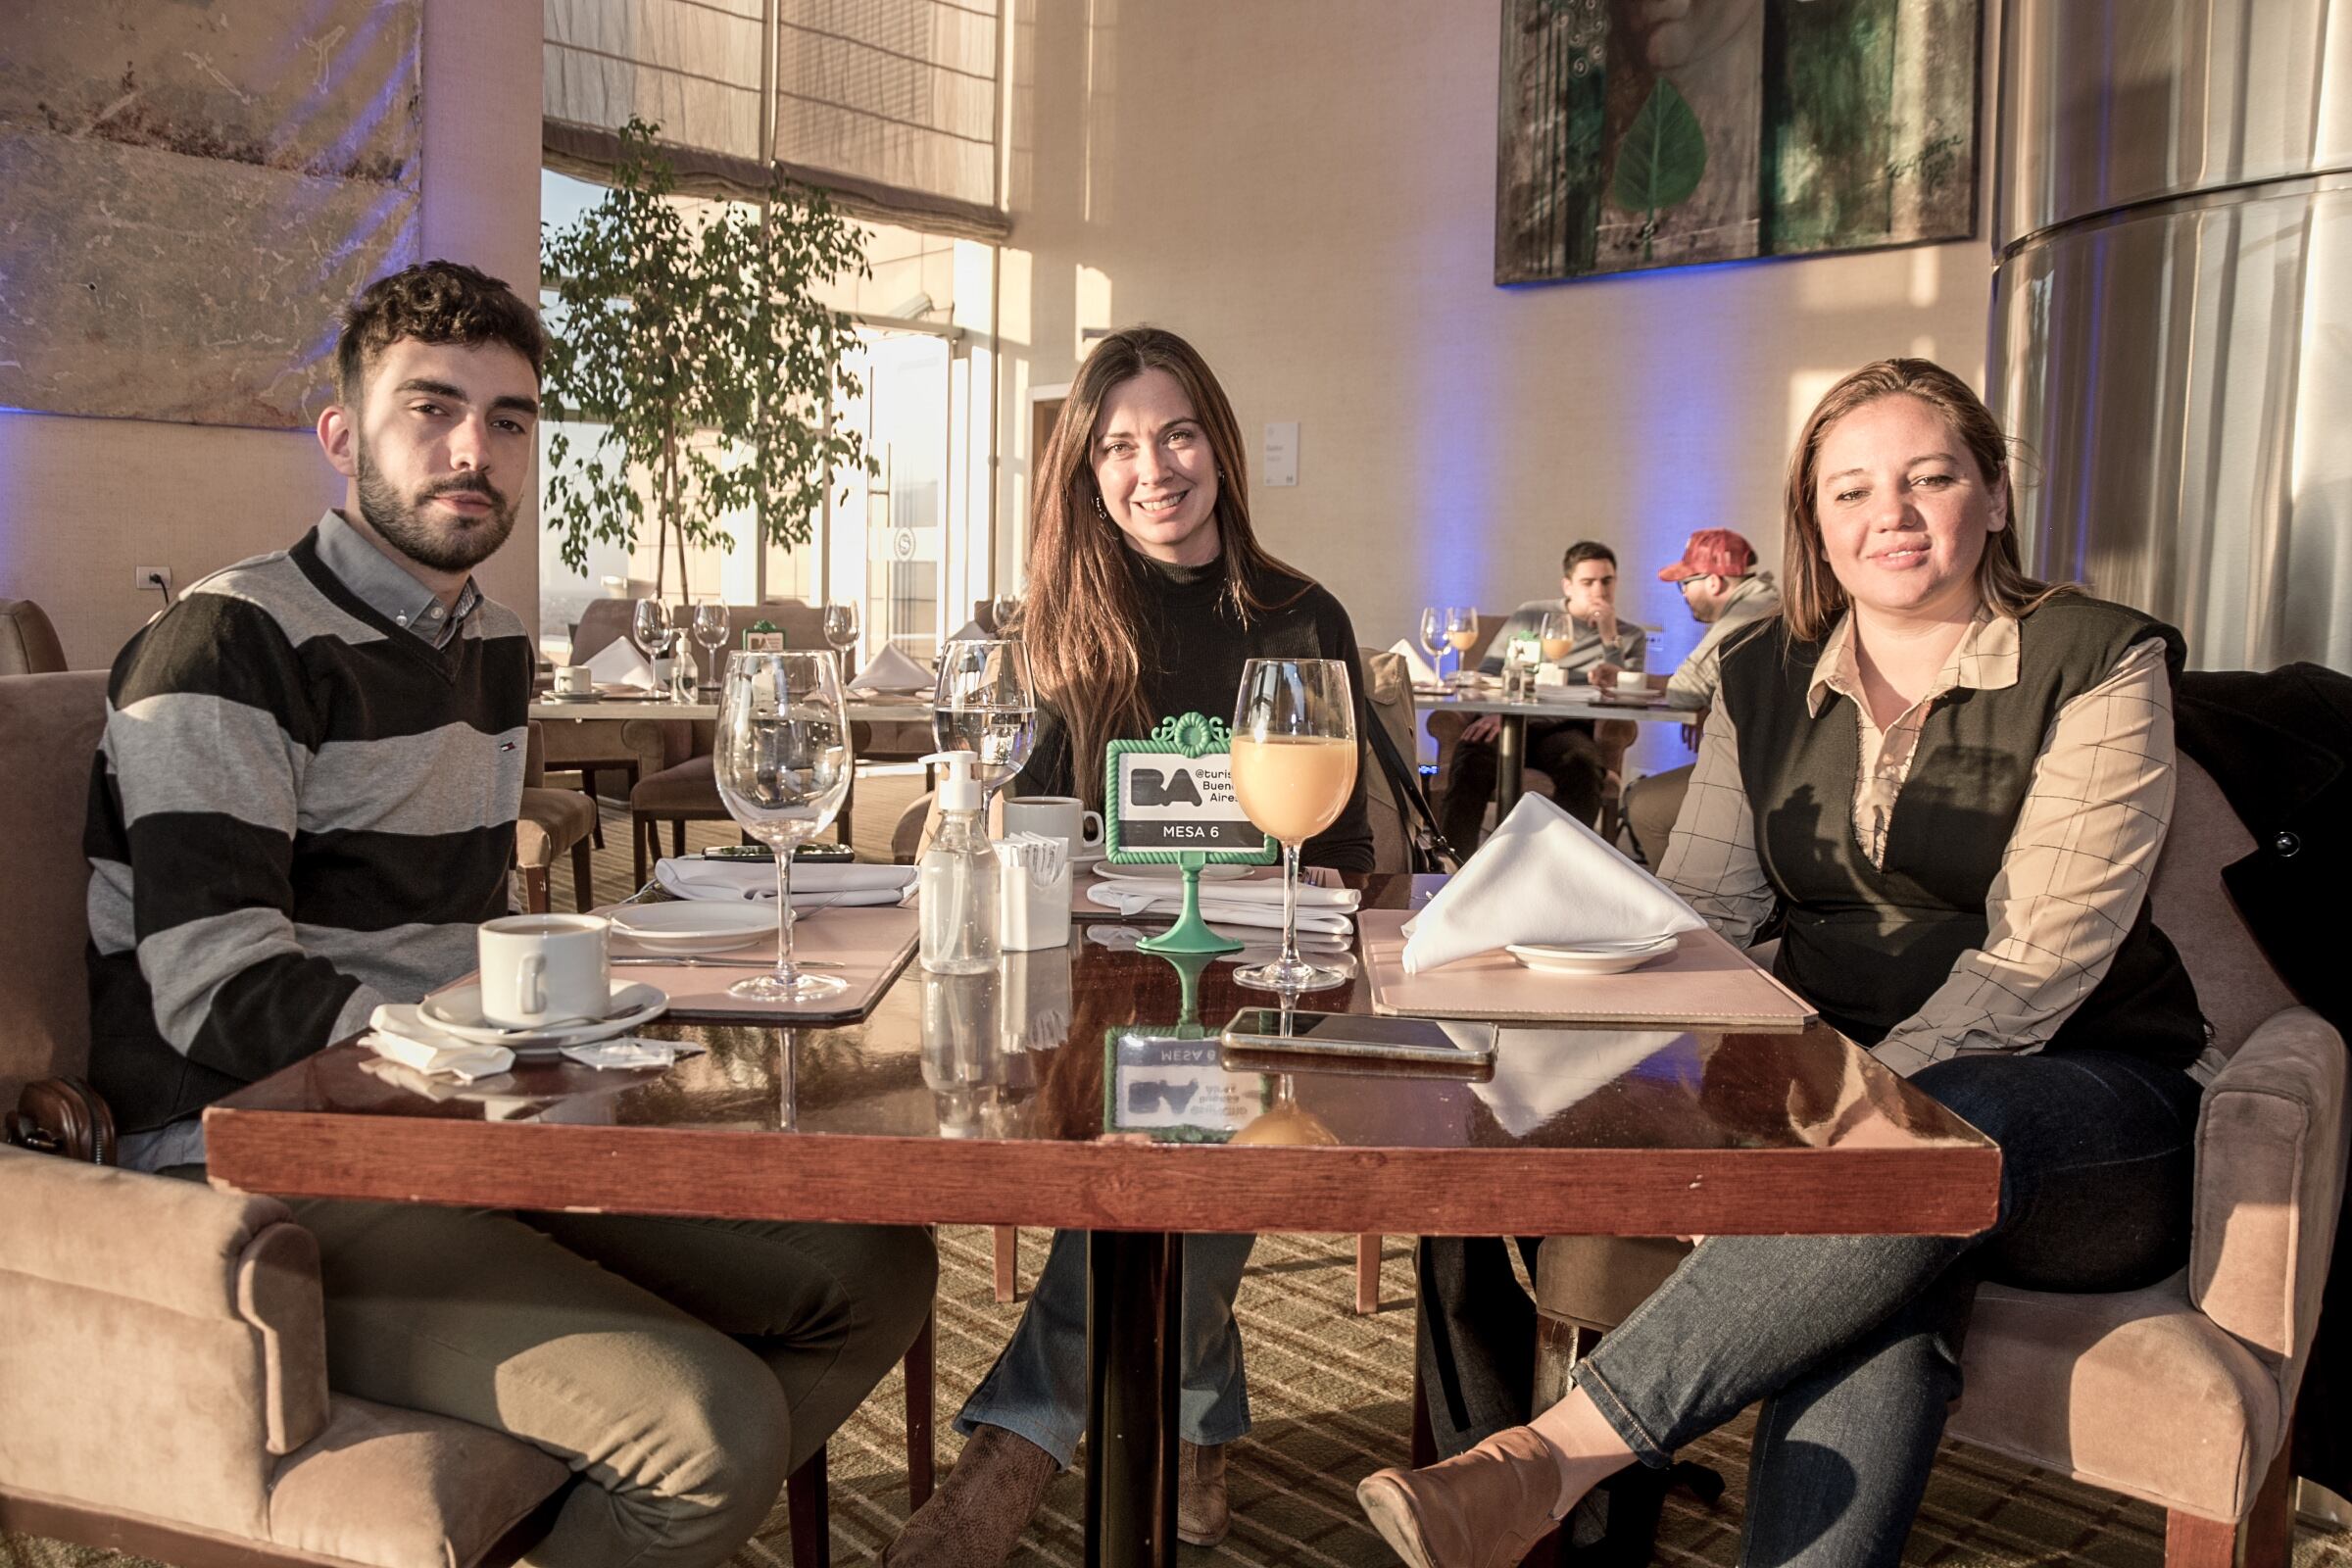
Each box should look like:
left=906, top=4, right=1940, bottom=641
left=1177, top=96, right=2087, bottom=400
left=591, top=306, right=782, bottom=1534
left=544, top=0, right=1006, bottom=239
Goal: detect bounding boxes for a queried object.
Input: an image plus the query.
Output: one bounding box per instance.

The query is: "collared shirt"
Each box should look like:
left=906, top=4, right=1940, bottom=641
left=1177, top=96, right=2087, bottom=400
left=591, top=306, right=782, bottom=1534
left=1655, top=609, right=2187, bottom=1079
left=1477, top=598, right=1646, bottom=679
left=314, top=510, right=481, bottom=649
left=1662, top=571, right=1780, bottom=711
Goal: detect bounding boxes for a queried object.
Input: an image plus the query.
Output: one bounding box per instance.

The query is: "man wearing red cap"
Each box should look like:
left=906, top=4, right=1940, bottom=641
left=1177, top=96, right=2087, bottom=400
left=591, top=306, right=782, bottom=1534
left=1623, top=528, right=1780, bottom=865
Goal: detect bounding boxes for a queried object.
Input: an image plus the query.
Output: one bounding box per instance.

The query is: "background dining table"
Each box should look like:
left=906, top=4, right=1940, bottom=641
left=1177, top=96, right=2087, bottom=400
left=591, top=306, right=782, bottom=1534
left=1411, top=684, right=1690, bottom=818
left=201, top=875, right=1998, bottom=1568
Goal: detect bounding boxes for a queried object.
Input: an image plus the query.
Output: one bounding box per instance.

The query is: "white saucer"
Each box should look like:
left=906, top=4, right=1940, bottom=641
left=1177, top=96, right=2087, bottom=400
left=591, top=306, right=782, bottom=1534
left=419, top=981, right=669, bottom=1052
left=545, top=690, right=602, bottom=703
left=1094, top=860, right=1254, bottom=883
left=1505, top=935, right=1680, bottom=975
left=609, top=902, right=772, bottom=954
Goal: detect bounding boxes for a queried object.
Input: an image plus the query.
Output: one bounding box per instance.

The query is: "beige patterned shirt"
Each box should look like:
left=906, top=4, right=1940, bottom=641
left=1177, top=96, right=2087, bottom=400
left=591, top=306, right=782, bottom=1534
left=1655, top=610, right=2180, bottom=1078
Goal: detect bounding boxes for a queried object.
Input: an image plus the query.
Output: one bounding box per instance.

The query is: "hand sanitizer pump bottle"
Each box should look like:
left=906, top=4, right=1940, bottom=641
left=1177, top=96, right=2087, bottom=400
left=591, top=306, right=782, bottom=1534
left=918, top=752, right=1001, bottom=974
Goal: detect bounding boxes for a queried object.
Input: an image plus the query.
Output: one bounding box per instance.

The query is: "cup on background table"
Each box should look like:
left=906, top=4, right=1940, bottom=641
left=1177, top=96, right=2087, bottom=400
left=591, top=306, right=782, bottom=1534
left=478, top=913, right=611, bottom=1028
left=553, top=664, right=594, bottom=696
left=1000, top=796, right=1104, bottom=858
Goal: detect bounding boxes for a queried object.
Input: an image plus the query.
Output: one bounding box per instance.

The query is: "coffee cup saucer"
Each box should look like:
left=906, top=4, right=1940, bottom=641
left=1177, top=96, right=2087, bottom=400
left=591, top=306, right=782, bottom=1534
left=418, top=981, right=669, bottom=1054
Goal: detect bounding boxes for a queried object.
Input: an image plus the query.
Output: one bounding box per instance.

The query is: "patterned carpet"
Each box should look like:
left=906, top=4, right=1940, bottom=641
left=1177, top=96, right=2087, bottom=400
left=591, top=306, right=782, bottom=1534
left=9, top=799, right=2350, bottom=1568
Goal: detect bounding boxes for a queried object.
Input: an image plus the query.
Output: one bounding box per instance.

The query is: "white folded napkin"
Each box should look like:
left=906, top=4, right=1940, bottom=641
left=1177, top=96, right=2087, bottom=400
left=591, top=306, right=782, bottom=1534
left=655, top=857, right=919, bottom=906
left=364, top=1004, right=515, bottom=1081
left=1082, top=882, right=1357, bottom=934
left=582, top=640, right=656, bottom=690
left=1400, top=793, right=1706, bottom=973
left=1087, top=869, right=1361, bottom=908
left=1389, top=637, right=1441, bottom=685
left=850, top=644, right=935, bottom=693
left=1472, top=1029, right=1685, bottom=1137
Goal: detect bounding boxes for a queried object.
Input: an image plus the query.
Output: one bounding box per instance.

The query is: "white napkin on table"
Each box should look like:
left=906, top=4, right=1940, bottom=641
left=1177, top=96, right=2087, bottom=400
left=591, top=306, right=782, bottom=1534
left=562, top=1037, right=706, bottom=1070
left=363, top=1004, right=514, bottom=1081
left=1082, top=876, right=1359, bottom=935
left=1388, top=638, right=1441, bottom=686
left=850, top=644, right=935, bottom=693
left=655, top=857, right=919, bottom=906
left=1400, top=793, right=1705, bottom=973
left=583, top=640, right=656, bottom=690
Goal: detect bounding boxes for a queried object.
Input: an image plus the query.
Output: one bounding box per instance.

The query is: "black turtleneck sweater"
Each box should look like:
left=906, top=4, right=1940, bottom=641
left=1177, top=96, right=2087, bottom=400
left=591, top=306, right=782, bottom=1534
left=1016, top=549, right=1376, bottom=872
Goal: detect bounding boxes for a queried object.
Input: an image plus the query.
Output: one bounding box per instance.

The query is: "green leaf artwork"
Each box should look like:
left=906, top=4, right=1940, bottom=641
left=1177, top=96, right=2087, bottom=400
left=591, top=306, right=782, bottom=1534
left=540, top=119, right=873, bottom=592
left=1610, top=78, right=1708, bottom=263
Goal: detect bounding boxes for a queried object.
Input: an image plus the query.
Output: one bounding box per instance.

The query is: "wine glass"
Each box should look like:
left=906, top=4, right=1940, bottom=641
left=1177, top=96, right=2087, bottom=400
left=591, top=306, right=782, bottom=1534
left=822, top=601, right=860, bottom=683
left=1416, top=608, right=1448, bottom=683
left=932, top=638, right=1037, bottom=820
left=989, top=586, right=1023, bottom=633
left=1443, top=605, right=1481, bottom=688
left=1230, top=657, right=1357, bottom=993
left=630, top=598, right=674, bottom=699
left=691, top=599, right=730, bottom=696
left=713, top=652, right=854, bottom=1001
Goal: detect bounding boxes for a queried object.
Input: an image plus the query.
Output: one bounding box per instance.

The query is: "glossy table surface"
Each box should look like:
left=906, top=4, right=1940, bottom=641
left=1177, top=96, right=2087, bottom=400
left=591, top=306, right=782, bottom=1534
left=206, top=878, right=1998, bottom=1239
left=1409, top=686, right=1690, bottom=723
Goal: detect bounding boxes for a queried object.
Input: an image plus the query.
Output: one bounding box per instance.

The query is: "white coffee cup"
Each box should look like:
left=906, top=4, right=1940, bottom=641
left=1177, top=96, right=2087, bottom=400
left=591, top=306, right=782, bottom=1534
left=1001, top=796, right=1105, bottom=856
left=553, top=664, right=593, bottom=696
left=478, top=913, right=611, bottom=1028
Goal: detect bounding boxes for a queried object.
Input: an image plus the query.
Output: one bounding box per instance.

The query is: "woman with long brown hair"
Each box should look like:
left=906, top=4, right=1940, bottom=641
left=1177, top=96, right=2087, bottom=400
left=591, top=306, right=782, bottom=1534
left=885, top=327, right=1375, bottom=1566
left=1359, top=359, right=2210, bottom=1567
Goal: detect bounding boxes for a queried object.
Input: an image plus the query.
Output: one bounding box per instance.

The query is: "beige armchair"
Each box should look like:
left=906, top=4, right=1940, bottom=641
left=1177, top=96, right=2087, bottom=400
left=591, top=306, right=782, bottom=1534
left=1527, top=756, right=2348, bottom=1568
left=0, top=670, right=570, bottom=1568
left=515, top=719, right=598, bottom=913
left=0, top=599, right=67, bottom=676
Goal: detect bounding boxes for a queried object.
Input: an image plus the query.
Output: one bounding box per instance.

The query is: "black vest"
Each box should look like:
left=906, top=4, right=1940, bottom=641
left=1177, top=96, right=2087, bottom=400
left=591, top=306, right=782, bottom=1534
left=1715, top=596, right=2205, bottom=1068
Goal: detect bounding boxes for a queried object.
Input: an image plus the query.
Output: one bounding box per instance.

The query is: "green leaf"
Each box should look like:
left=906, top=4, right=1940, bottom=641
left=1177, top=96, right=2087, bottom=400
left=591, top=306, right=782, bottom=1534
left=1611, top=78, right=1707, bottom=218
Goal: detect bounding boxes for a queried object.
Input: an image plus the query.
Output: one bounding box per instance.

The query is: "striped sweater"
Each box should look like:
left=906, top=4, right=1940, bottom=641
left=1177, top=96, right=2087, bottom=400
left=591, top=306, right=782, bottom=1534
left=85, top=524, right=532, bottom=1136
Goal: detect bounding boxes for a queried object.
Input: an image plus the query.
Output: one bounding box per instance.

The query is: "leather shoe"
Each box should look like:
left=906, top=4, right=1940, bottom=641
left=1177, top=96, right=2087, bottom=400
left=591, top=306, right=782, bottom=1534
left=883, top=1423, right=1058, bottom=1567
left=1177, top=1440, right=1229, bottom=1546
left=1355, top=1425, right=1562, bottom=1568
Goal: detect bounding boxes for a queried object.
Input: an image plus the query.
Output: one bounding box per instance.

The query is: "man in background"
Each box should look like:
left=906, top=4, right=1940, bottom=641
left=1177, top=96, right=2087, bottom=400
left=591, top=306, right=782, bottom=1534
left=1439, top=540, right=1646, bottom=849
left=1621, top=527, right=1780, bottom=864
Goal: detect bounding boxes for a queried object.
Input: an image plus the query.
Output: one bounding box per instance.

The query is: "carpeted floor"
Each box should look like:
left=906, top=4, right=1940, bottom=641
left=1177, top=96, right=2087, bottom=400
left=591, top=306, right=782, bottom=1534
left=11, top=796, right=2349, bottom=1568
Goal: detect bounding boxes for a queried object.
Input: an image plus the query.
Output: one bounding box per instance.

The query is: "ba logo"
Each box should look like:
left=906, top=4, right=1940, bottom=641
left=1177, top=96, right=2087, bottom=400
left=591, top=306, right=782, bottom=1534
left=1129, top=767, right=1203, bottom=808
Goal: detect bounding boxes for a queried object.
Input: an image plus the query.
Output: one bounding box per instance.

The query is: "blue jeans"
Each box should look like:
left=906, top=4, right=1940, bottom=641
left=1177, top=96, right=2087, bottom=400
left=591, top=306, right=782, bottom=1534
left=956, top=1228, right=1257, bottom=1467
left=1573, top=1050, right=2202, bottom=1568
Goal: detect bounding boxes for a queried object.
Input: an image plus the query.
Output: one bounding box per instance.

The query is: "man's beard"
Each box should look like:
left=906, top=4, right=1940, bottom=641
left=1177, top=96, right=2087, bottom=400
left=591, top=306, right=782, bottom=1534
left=355, top=441, right=517, bottom=574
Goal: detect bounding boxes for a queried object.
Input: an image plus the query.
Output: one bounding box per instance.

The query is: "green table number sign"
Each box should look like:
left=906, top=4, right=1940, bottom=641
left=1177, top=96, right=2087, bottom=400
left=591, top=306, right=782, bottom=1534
left=1102, top=712, right=1278, bottom=955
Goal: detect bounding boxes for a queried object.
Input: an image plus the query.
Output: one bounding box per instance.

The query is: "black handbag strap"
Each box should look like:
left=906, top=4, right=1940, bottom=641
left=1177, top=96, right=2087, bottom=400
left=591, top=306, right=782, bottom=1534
left=1363, top=708, right=1461, bottom=873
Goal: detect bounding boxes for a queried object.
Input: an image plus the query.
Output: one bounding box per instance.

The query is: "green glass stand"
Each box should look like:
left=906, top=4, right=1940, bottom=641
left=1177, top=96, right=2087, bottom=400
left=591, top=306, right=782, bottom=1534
left=1133, top=852, right=1244, bottom=956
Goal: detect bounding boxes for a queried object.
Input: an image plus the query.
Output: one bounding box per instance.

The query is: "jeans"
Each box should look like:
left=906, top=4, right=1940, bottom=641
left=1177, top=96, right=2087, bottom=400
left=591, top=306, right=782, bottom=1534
left=956, top=1228, right=1257, bottom=1467
left=1441, top=720, right=1603, bottom=852
left=1572, top=1050, right=2203, bottom=1568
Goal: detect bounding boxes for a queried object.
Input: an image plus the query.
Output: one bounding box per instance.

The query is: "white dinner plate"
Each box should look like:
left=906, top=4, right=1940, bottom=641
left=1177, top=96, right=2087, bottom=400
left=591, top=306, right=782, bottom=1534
left=419, top=981, right=669, bottom=1053
left=1093, top=860, right=1256, bottom=883
left=1504, top=935, right=1680, bottom=975
left=545, top=690, right=603, bottom=703
left=608, top=902, right=773, bottom=953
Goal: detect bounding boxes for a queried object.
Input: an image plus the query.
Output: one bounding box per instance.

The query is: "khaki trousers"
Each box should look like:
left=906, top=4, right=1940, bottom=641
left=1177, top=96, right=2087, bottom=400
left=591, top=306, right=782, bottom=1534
left=172, top=1168, right=935, bottom=1568
left=1623, top=762, right=1694, bottom=868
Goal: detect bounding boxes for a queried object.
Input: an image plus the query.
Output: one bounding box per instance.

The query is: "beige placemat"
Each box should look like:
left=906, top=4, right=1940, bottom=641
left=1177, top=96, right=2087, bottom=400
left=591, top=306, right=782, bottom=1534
left=1357, top=907, right=1816, bottom=1030
left=605, top=905, right=918, bottom=1021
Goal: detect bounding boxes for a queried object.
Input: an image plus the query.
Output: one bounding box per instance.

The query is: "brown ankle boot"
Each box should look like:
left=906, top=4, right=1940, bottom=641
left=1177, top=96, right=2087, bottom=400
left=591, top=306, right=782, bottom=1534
left=1355, top=1426, right=1563, bottom=1568
left=883, top=1424, right=1059, bottom=1567
left=1176, top=1440, right=1229, bottom=1546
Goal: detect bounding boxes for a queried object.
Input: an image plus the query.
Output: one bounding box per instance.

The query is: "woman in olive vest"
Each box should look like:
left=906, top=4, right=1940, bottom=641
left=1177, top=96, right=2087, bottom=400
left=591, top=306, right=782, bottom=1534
left=1357, top=360, right=2211, bottom=1568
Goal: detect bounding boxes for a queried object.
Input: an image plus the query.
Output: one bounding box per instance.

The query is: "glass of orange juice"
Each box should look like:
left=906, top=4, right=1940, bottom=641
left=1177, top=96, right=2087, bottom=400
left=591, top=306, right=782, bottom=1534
left=1230, top=658, right=1357, bottom=992
left=1539, top=608, right=1577, bottom=665
left=1443, top=605, right=1481, bottom=686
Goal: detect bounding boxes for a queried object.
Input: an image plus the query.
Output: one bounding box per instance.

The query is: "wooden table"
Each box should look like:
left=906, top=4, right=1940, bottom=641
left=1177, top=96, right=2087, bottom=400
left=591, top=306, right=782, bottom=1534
left=204, top=877, right=1997, bottom=1567
left=1412, top=685, right=1690, bottom=819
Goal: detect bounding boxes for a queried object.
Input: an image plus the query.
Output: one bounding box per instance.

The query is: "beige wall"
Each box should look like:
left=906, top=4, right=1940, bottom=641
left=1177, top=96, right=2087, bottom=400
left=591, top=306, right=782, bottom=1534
left=0, top=0, right=542, bottom=670
left=997, top=1, right=1996, bottom=700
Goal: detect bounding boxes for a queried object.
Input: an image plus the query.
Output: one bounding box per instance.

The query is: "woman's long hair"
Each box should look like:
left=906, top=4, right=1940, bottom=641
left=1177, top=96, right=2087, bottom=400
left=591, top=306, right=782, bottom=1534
left=1022, top=326, right=1305, bottom=808
left=1779, top=358, right=2069, bottom=642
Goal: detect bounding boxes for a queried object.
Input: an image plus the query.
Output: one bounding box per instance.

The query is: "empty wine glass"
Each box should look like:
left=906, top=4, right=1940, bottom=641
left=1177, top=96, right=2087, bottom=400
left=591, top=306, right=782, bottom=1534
left=932, top=638, right=1037, bottom=820
left=1417, top=608, right=1448, bottom=684
left=713, top=652, right=854, bottom=1001
left=691, top=599, right=730, bottom=696
left=632, top=598, right=685, bottom=702
left=822, top=601, right=860, bottom=682
left=989, top=586, right=1023, bottom=633
left=1230, top=657, right=1357, bottom=993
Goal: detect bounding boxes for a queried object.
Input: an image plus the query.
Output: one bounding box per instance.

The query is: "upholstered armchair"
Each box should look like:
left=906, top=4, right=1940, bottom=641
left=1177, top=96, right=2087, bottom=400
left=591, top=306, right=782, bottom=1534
left=0, top=599, right=67, bottom=676
left=515, top=719, right=598, bottom=913
left=1528, top=756, right=2348, bottom=1568
left=0, top=670, right=570, bottom=1568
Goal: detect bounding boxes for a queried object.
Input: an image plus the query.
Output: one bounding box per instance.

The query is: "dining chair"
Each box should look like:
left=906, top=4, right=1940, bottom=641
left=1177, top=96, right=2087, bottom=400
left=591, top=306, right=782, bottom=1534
left=515, top=720, right=598, bottom=913
left=0, top=598, right=68, bottom=676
